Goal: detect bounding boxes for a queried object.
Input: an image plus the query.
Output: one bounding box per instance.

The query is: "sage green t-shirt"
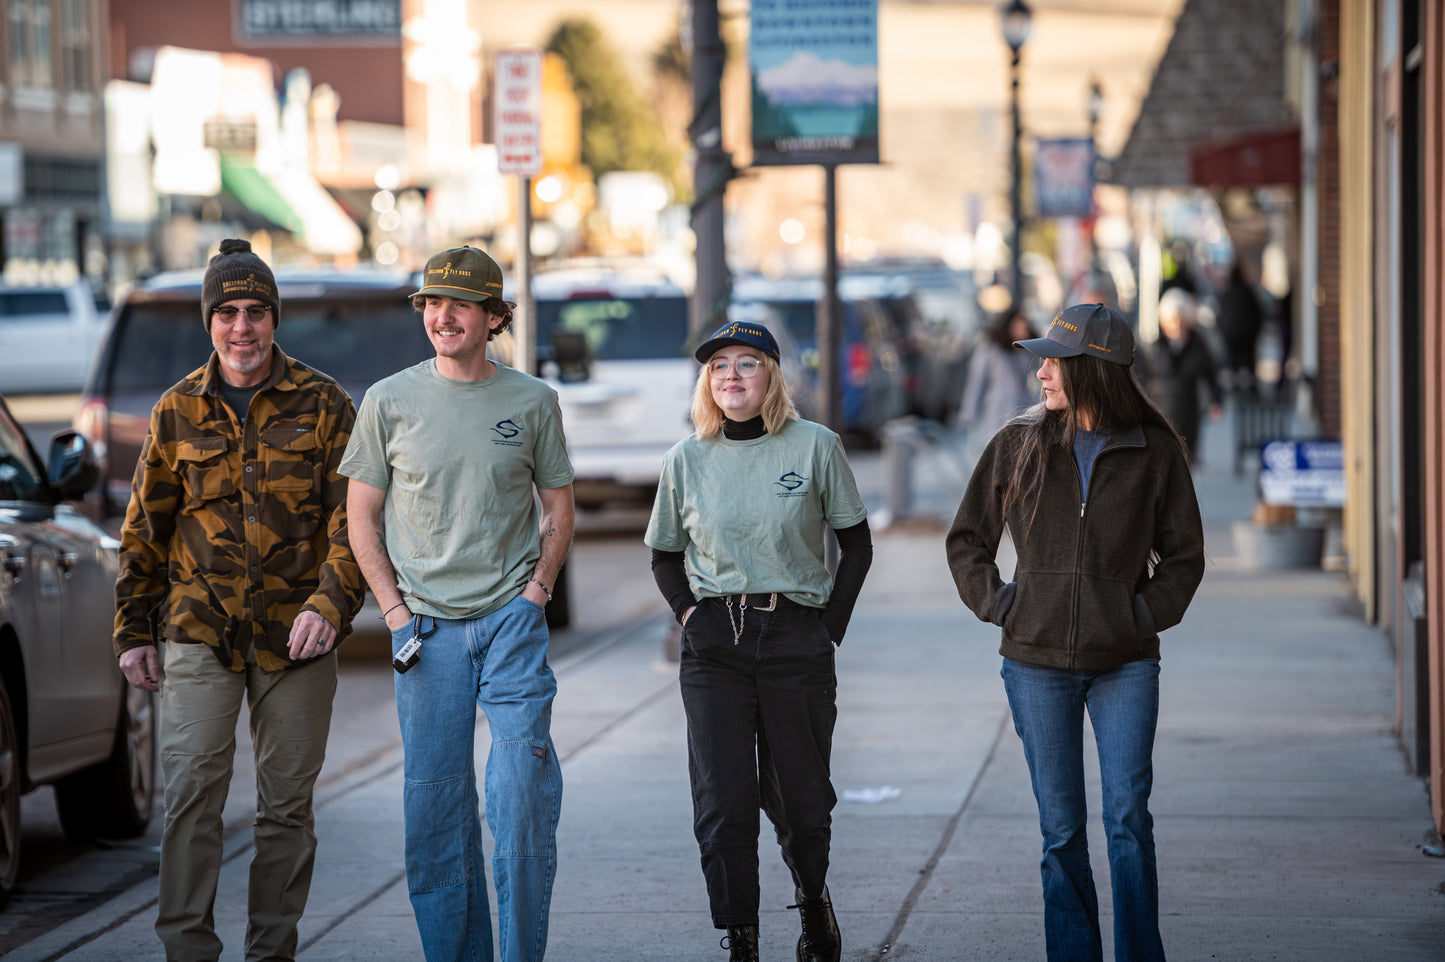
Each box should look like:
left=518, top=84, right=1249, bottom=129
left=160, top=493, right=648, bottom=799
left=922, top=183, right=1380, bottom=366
left=340, top=359, right=573, bottom=619
left=644, top=419, right=867, bottom=607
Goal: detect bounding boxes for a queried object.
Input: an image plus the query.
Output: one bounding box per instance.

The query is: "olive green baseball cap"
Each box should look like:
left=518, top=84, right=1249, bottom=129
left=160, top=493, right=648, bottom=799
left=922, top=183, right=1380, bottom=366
left=412, top=246, right=505, bottom=302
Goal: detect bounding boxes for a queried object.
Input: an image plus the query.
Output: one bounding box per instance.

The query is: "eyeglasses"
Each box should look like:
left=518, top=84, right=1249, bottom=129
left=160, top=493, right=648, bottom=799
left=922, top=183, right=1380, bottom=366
left=707, top=357, right=763, bottom=378
left=212, top=305, right=272, bottom=323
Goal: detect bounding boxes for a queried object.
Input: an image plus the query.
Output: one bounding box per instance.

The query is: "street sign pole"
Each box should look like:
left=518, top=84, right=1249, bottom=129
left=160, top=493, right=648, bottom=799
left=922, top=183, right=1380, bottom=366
left=495, top=48, right=543, bottom=374
left=516, top=175, right=534, bottom=374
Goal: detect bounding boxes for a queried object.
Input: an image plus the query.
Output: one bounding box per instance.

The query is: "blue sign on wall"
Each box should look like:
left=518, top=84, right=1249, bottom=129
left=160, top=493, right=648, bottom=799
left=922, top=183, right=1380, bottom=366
left=1259, top=439, right=1345, bottom=508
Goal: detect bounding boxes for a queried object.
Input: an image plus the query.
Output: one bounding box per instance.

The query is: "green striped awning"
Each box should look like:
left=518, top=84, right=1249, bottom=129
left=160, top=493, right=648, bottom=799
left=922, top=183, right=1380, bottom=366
left=219, top=161, right=304, bottom=234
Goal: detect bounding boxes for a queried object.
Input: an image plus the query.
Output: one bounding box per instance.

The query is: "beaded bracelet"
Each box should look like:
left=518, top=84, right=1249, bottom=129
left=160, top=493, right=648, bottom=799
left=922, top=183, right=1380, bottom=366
left=527, top=577, right=553, bottom=603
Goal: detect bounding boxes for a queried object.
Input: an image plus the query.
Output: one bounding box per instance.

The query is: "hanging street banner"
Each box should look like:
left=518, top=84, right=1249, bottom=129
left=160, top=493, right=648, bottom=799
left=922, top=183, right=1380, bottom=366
left=749, top=0, right=880, bottom=167
left=1033, top=137, right=1096, bottom=219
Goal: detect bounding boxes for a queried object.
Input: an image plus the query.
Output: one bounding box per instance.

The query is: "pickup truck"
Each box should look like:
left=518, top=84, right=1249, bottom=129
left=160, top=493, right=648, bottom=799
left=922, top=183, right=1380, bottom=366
left=0, top=282, right=104, bottom=394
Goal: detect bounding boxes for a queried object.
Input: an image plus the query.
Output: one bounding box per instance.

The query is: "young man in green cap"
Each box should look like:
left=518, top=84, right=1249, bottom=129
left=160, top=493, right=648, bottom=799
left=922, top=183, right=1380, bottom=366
left=341, top=245, right=575, bottom=962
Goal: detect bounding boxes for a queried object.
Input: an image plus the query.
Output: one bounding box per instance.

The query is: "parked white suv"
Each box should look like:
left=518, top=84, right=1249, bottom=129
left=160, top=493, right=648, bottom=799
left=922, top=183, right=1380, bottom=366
left=508, top=265, right=697, bottom=510
left=0, top=282, right=104, bottom=394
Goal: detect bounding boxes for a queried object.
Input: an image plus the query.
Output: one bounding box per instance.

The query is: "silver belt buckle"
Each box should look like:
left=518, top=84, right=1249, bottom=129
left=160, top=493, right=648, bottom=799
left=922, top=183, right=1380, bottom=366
left=753, top=592, right=778, bottom=612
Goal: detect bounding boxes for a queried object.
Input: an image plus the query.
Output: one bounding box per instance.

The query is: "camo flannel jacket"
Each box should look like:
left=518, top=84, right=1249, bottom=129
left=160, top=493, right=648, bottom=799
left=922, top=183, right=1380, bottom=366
left=114, top=347, right=365, bottom=671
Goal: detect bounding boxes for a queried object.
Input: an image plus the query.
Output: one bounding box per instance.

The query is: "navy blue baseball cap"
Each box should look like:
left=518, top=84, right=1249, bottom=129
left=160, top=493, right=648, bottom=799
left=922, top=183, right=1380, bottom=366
left=694, top=320, right=781, bottom=363
left=1015, top=302, right=1134, bottom=365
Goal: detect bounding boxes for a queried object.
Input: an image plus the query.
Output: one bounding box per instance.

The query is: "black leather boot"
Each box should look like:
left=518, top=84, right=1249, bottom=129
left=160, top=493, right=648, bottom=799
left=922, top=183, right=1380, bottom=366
left=789, top=885, right=841, bottom=962
left=720, top=923, right=759, bottom=962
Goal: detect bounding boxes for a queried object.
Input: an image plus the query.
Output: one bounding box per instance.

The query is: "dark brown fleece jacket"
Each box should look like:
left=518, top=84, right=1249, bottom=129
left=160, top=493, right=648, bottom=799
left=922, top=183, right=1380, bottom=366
left=945, top=419, right=1205, bottom=671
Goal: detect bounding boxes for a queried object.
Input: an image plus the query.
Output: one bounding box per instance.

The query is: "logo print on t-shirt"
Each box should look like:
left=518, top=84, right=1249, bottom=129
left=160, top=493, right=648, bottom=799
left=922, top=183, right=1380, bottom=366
left=774, top=471, right=809, bottom=497
left=491, top=418, right=523, bottom=447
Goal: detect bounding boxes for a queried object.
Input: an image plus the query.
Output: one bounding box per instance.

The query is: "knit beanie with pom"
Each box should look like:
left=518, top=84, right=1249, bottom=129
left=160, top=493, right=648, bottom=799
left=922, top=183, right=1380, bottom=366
left=201, top=238, right=280, bottom=329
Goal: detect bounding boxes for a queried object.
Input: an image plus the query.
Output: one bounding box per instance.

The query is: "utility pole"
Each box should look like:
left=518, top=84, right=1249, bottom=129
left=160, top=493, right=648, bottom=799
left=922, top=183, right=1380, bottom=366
left=690, top=0, right=731, bottom=338
left=818, top=165, right=841, bottom=433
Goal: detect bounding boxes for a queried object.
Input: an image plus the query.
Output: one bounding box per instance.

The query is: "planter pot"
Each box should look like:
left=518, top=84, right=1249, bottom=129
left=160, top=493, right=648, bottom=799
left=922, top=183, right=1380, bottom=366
left=1231, top=521, right=1326, bottom=570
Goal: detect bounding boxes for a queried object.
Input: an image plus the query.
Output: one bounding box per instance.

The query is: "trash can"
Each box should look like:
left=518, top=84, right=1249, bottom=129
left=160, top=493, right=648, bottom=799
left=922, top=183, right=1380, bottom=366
left=880, top=418, right=923, bottom=524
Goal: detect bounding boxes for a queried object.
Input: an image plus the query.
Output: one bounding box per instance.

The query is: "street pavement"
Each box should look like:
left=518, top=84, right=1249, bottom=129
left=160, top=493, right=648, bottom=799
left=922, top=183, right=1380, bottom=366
left=8, top=404, right=1445, bottom=961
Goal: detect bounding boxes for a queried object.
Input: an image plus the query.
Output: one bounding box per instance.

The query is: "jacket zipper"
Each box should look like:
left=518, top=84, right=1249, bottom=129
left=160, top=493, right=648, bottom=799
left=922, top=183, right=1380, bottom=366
left=1065, top=435, right=1140, bottom=667
left=1067, top=462, right=1085, bottom=668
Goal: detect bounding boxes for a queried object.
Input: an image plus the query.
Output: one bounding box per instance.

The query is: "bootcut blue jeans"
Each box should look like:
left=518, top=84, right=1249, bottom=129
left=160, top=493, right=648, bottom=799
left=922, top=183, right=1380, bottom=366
left=1001, top=656, right=1165, bottom=962
left=392, top=595, right=562, bottom=962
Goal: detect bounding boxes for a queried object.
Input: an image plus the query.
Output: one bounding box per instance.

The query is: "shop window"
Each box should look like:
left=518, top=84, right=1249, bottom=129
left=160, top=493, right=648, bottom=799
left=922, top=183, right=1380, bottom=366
left=60, top=0, right=91, bottom=92
left=7, top=0, right=53, bottom=89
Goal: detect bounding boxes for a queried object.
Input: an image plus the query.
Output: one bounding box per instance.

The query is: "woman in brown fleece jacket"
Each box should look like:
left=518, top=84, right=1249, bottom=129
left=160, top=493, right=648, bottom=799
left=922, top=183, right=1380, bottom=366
left=945, top=303, right=1205, bottom=962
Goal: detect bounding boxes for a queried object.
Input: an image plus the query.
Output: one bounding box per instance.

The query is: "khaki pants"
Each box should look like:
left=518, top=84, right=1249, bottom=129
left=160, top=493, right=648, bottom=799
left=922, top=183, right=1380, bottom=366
left=156, top=642, right=337, bottom=962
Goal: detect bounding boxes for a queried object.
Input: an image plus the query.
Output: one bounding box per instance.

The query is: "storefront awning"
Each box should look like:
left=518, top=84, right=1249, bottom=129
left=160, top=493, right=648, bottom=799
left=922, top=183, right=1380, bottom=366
left=220, top=162, right=305, bottom=234
left=219, top=160, right=362, bottom=256
left=1108, top=0, right=1299, bottom=190
left=1190, top=127, right=1300, bottom=188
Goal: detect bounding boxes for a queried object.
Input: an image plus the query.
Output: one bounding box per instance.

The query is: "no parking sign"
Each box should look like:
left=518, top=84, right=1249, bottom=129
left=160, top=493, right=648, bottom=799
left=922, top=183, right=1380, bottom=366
left=494, top=48, right=542, bottom=177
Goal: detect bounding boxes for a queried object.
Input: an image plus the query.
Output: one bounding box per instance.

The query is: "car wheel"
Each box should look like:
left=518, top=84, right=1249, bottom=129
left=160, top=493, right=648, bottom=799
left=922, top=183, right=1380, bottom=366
left=545, top=561, right=572, bottom=631
left=0, top=676, right=21, bottom=906
left=54, top=686, right=157, bottom=842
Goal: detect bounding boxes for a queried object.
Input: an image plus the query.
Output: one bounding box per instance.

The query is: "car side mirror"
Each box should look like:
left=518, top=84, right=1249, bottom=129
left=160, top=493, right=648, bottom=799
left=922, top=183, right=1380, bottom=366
left=551, top=332, right=592, bottom=383
left=47, top=430, right=100, bottom=501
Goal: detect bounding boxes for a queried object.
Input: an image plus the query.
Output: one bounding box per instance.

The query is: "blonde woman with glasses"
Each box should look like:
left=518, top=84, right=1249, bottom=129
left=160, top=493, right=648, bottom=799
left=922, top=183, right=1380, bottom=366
left=645, top=321, right=873, bottom=962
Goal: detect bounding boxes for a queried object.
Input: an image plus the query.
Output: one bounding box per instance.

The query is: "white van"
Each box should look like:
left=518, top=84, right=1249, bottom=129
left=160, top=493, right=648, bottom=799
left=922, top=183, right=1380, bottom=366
left=515, top=265, right=697, bottom=511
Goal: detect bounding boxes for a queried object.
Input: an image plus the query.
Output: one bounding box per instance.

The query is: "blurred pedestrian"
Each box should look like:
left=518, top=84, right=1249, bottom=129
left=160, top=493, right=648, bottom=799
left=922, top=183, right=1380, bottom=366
left=957, top=311, right=1040, bottom=459
left=1067, top=267, right=1118, bottom=308
left=1217, top=261, right=1263, bottom=393
left=341, top=245, right=575, bottom=962
left=1159, top=239, right=1198, bottom=297
left=645, top=320, right=873, bottom=962
left=945, top=303, right=1205, bottom=962
left=1138, top=289, right=1222, bottom=464
left=114, top=238, right=365, bottom=962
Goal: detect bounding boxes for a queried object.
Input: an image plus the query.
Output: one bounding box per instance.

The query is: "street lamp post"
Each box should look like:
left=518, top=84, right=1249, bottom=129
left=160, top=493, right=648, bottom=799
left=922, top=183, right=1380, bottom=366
left=1000, top=0, right=1031, bottom=313
left=1087, top=78, right=1104, bottom=269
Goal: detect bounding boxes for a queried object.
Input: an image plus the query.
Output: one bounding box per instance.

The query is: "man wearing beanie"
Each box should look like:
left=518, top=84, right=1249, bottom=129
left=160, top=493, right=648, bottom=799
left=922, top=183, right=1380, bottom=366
left=114, top=238, right=365, bottom=962
left=341, top=244, right=574, bottom=962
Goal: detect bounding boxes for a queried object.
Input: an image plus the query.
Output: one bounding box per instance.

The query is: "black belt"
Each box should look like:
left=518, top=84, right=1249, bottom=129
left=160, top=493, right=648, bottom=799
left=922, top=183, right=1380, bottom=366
left=720, top=592, right=801, bottom=611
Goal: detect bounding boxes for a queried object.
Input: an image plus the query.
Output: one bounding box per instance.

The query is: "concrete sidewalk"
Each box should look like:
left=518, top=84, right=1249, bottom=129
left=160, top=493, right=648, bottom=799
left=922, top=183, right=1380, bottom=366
left=11, top=408, right=1445, bottom=961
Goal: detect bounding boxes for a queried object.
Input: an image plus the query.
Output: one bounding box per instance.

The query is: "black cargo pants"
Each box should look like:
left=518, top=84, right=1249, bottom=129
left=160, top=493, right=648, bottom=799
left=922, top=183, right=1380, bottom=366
left=678, top=593, right=839, bottom=927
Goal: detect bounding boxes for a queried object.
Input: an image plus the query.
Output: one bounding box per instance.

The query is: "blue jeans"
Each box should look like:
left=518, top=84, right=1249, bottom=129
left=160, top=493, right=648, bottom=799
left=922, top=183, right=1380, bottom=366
left=393, top=595, right=562, bottom=962
left=1001, top=657, right=1164, bottom=962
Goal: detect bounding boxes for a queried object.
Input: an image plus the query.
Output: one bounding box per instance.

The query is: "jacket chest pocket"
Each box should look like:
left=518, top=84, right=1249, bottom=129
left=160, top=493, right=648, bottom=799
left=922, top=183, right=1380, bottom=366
left=175, top=437, right=234, bottom=505
left=260, top=425, right=319, bottom=494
